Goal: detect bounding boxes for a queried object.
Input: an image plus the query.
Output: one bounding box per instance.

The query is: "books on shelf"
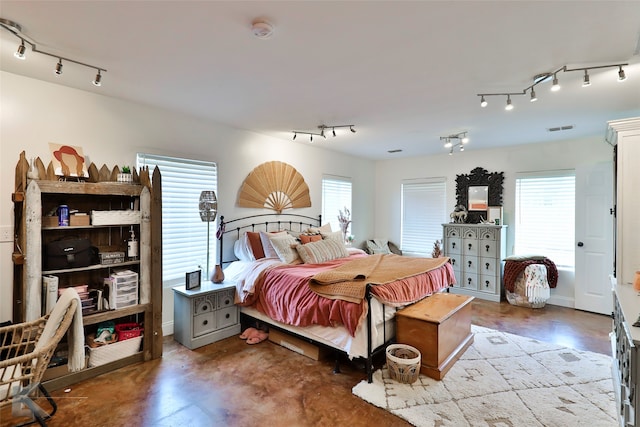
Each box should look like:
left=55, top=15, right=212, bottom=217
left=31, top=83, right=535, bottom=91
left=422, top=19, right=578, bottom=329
left=42, top=275, right=59, bottom=315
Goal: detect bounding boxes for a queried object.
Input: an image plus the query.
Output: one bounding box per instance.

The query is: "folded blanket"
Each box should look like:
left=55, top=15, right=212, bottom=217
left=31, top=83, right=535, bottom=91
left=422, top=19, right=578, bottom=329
left=309, top=254, right=449, bottom=303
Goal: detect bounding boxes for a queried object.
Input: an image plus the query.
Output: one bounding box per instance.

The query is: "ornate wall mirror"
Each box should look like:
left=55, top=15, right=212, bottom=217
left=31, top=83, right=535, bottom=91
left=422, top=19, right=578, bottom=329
left=455, top=167, right=504, bottom=224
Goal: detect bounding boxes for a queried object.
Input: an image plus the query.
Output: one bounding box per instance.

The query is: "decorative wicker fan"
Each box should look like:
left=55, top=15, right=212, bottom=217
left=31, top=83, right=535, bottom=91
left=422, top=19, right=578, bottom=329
left=238, top=161, right=311, bottom=213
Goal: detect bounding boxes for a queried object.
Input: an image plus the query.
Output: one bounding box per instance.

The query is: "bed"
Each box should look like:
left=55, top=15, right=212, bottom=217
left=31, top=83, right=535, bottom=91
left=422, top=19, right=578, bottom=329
left=217, top=213, right=456, bottom=382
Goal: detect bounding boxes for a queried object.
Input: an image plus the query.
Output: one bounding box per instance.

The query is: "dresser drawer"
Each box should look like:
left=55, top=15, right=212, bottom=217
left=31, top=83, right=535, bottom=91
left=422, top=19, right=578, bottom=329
left=479, top=257, right=498, bottom=276
left=463, top=256, right=478, bottom=274
left=194, top=295, right=214, bottom=315
left=479, top=275, right=497, bottom=294
left=217, top=289, right=235, bottom=309
left=193, top=312, right=216, bottom=337
left=463, top=238, right=479, bottom=256
left=461, top=273, right=477, bottom=289
left=217, top=306, right=238, bottom=329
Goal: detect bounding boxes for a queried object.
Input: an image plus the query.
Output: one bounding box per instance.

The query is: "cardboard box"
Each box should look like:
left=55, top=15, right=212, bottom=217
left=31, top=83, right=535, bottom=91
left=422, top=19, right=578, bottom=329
left=268, top=328, right=328, bottom=361
left=42, top=216, right=58, bottom=227
left=70, top=214, right=90, bottom=226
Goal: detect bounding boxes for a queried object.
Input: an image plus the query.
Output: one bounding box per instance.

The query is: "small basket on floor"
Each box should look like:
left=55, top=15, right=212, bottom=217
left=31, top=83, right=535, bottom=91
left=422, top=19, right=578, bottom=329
left=386, top=343, right=421, bottom=384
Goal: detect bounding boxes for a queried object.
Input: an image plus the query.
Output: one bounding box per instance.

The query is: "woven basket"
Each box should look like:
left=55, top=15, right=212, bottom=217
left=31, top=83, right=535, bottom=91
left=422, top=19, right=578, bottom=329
left=386, top=343, right=421, bottom=384
left=87, top=335, right=142, bottom=367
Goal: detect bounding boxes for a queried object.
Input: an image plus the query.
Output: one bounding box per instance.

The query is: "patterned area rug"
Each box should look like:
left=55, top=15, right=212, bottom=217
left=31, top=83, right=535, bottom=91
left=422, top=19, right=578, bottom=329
left=353, top=325, right=616, bottom=427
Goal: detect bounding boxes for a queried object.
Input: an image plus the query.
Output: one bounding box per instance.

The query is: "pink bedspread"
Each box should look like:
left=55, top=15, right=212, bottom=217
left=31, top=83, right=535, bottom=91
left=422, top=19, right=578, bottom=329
left=241, top=254, right=455, bottom=337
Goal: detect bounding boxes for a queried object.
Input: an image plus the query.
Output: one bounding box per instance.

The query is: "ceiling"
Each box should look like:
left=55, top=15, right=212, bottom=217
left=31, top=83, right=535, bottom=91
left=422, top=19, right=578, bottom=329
left=1, top=1, right=639, bottom=160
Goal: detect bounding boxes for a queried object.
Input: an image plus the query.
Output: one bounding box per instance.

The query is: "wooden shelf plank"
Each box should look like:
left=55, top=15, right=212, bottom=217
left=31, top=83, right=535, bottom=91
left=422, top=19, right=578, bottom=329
left=42, top=260, right=140, bottom=275
left=34, top=180, right=143, bottom=196
left=83, top=303, right=150, bottom=326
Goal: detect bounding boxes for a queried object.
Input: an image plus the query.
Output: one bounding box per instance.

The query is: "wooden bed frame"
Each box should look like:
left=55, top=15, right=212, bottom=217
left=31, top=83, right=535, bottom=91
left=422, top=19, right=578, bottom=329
left=217, top=213, right=395, bottom=382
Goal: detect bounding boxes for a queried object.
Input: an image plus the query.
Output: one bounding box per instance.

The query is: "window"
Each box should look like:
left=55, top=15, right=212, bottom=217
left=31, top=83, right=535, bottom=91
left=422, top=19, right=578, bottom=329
left=137, top=153, right=218, bottom=287
left=401, top=178, right=447, bottom=256
left=321, top=176, right=352, bottom=234
left=515, top=171, right=575, bottom=268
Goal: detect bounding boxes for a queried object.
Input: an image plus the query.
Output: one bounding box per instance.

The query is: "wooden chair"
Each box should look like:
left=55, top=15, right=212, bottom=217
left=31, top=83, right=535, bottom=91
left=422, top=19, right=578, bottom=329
left=0, top=295, right=79, bottom=426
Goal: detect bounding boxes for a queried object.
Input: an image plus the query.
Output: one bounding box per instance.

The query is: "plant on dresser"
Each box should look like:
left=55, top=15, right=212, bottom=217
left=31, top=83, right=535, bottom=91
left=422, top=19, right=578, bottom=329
left=11, top=151, right=162, bottom=390
left=442, top=223, right=507, bottom=302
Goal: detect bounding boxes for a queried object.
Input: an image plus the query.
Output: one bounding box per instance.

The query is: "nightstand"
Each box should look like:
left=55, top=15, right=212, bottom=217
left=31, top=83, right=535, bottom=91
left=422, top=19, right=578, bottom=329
left=173, top=281, right=241, bottom=349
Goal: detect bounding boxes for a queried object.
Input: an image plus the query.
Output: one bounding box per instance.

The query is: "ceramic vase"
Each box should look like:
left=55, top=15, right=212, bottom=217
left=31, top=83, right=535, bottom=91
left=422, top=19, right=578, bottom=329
left=212, top=264, right=224, bottom=284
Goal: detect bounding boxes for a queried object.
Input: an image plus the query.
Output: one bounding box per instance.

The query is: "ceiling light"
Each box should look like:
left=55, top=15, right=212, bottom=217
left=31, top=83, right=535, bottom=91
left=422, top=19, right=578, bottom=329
left=252, top=20, right=274, bottom=39
left=618, top=66, right=626, bottom=81
left=505, top=95, right=514, bottom=110
left=320, top=128, right=325, bottom=138
left=15, top=39, right=26, bottom=59
left=332, top=128, right=336, bottom=137
left=54, top=59, right=63, bottom=75
left=551, top=73, right=560, bottom=92
left=350, top=126, right=356, bottom=133
left=477, top=61, right=628, bottom=111
left=92, top=70, right=102, bottom=86
left=0, top=17, right=106, bottom=87
left=310, top=135, right=313, bottom=142
left=440, top=131, right=469, bottom=154
left=292, top=133, right=297, bottom=140
left=293, top=124, right=355, bottom=142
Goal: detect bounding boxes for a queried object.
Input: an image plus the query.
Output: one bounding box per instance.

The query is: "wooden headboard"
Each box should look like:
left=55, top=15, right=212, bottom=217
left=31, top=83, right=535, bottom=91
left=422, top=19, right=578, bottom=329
left=217, top=213, right=321, bottom=265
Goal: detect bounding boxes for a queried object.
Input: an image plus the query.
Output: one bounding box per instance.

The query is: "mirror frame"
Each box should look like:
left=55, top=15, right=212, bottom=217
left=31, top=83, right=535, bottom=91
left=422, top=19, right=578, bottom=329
left=455, top=167, right=504, bottom=224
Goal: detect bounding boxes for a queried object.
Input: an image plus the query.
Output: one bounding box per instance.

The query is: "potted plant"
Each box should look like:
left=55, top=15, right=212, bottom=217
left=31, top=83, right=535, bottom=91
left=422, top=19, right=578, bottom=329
left=117, top=165, right=133, bottom=183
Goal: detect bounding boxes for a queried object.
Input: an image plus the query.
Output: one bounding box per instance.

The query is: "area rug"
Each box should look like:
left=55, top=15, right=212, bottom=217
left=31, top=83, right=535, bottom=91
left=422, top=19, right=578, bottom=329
left=352, top=325, right=616, bottom=427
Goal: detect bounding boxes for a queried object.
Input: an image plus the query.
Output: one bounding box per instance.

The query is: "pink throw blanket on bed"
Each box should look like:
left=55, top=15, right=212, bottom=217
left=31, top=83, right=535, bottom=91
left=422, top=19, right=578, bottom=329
left=241, top=254, right=455, bottom=336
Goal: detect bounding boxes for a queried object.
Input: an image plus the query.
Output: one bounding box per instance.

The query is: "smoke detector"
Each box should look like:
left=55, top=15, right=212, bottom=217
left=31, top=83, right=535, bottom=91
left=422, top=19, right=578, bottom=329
left=252, top=20, right=274, bottom=39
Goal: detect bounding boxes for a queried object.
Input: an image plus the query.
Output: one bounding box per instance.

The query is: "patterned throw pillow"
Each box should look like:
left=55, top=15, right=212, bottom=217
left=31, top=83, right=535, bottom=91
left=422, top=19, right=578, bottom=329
left=268, top=234, right=301, bottom=264
left=296, top=239, right=349, bottom=264
left=260, top=231, right=288, bottom=259
left=321, top=230, right=344, bottom=243
left=365, top=238, right=391, bottom=254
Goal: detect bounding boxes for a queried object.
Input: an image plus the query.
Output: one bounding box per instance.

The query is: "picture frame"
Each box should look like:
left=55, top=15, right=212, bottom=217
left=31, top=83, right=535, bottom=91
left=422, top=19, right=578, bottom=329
left=487, top=206, right=503, bottom=225
left=185, top=270, right=201, bottom=290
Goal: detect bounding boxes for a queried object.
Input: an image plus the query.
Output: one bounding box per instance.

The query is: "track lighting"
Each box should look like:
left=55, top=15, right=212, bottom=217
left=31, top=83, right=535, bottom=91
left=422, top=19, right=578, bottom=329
left=551, top=73, right=560, bottom=92
left=440, top=131, right=469, bottom=154
left=505, top=95, right=514, bottom=110
left=0, top=17, right=106, bottom=87
left=92, top=70, right=102, bottom=86
left=293, top=133, right=297, bottom=140
left=292, top=124, right=356, bottom=142
left=15, top=39, right=26, bottom=59
left=55, top=59, right=63, bottom=75
left=477, top=62, right=628, bottom=109
left=618, top=66, right=626, bottom=81
left=582, top=70, right=591, bottom=87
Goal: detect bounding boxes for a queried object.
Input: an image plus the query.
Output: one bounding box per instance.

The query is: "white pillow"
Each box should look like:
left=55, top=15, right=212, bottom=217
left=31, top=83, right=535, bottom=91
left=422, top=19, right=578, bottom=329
left=233, top=233, right=255, bottom=262
left=268, top=234, right=301, bottom=264
left=296, top=239, right=349, bottom=264
left=306, top=223, right=332, bottom=234
left=259, top=230, right=287, bottom=259
left=321, top=230, right=344, bottom=243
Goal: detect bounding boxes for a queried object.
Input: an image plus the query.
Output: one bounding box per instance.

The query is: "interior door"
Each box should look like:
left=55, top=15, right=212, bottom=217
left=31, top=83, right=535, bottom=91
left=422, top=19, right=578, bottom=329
left=575, top=161, right=614, bottom=314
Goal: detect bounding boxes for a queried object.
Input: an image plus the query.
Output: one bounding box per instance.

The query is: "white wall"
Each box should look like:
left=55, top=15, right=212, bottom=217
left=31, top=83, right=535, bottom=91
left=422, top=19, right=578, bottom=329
left=0, top=71, right=376, bottom=332
left=374, top=137, right=613, bottom=307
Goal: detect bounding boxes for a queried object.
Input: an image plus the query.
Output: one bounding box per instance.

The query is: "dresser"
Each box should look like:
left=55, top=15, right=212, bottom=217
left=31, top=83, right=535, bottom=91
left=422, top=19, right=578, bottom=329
left=173, top=281, right=241, bottom=349
left=442, top=223, right=507, bottom=302
left=612, top=282, right=640, bottom=426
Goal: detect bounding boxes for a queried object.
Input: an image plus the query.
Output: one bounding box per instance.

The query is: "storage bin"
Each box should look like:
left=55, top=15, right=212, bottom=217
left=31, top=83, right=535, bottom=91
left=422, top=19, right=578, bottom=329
left=115, top=323, right=143, bottom=341
left=386, top=343, right=421, bottom=384
left=104, top=270, right=138, bottom=309
left=87, top=335, right=143, bottom=367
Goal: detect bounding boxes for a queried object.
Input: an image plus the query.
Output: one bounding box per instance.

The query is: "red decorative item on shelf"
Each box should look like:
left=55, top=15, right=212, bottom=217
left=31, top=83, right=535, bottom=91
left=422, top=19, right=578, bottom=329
left=115, top=323, right=143, bottom=341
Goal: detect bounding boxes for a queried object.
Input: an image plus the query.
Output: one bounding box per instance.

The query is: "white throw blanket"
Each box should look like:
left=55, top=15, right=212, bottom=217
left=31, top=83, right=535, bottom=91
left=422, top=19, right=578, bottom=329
left=524, top=264, right=550, bottom=305
left=35, top=287, right=85, bottom=372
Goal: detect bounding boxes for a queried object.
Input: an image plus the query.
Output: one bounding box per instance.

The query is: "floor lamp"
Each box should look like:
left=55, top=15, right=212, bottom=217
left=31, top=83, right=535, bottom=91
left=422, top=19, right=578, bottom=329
left=199, top=190, right=219, bottom=282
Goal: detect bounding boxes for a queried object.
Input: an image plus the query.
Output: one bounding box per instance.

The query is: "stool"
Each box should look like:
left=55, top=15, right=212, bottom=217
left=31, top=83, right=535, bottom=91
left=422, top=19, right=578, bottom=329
left=396, top=292, right=474, bottom=380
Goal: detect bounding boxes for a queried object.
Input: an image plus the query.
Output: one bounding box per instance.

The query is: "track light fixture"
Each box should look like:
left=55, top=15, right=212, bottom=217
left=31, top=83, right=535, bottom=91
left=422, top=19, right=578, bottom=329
left=477, top=62, right=628, bottom=110
left=0, top=17, right=106, bottom=87
left=291, top=124, right=356, bottom=143
left=15, top=39, right=26, bottom=59
left=440, top=131, right=469, bottom=154
left=55, top=59, right=63, bottom=75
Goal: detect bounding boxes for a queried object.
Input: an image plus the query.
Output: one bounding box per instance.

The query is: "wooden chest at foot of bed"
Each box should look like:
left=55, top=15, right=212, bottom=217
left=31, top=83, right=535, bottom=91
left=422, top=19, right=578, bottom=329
left=396, top=293, right=474, bottom=380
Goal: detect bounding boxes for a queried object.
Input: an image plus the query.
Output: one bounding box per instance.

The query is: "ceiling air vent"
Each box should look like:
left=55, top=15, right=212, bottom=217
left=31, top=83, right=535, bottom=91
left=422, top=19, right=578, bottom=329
left=547, top=125, right=574, bottom=132
left=387, top=149, right=403, bottom=153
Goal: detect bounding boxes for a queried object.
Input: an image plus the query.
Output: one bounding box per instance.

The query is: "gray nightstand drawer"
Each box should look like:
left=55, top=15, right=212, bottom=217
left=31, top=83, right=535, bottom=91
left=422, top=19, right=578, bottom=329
left=193, top=312, right=216, bottom=337
left=217, top=306, right=237, bottom=329
left=217, top=290, right=234, bottom=309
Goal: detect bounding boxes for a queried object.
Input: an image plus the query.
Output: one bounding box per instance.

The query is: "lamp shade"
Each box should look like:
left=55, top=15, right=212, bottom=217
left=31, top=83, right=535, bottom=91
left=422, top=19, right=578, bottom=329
left=199, top=191, right=218, bottom=222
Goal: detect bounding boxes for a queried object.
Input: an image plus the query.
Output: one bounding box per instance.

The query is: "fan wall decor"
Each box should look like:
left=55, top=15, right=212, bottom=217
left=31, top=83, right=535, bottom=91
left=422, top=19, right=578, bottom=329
left=238, top=161, right=311, bottom=213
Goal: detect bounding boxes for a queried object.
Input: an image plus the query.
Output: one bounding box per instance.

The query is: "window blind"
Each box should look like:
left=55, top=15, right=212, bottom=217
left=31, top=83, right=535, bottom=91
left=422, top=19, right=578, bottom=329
left=322, top=176, right=352, bottom=234
left=515, top=172, right=575, bottom=268
left=401, top=179, right=447, bottom=255
left=137, top=153, right=218, bottom=287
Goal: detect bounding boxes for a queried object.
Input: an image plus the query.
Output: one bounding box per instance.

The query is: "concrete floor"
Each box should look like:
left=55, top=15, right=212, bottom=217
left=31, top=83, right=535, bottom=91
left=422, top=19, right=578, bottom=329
left=1, top=298, right=612, bottom=427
